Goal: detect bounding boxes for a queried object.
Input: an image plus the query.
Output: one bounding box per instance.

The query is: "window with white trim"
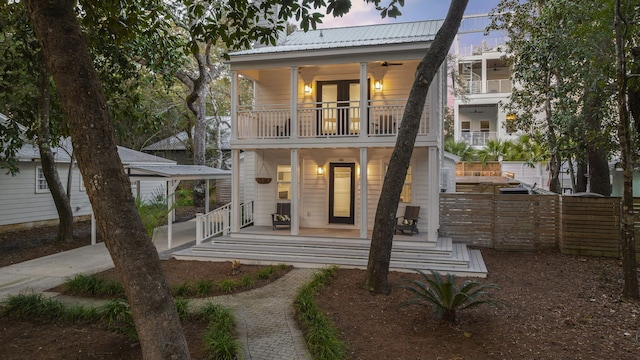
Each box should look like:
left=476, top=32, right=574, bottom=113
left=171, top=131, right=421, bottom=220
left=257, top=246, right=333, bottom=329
left=385, top=164, right=412, bottom=202
left=276, top=165, right=291, bottom=200
left=36, top=167, right=49, bottom=193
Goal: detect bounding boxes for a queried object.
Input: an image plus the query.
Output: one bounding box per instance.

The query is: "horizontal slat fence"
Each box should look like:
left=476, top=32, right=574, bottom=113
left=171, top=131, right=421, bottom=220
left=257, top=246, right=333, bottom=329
left=440, top=193, right=640, bottom=256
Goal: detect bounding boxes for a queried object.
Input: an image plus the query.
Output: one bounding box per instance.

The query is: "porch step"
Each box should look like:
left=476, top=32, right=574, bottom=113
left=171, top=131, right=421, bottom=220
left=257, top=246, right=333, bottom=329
left=172, top=235, right=487, bottom=277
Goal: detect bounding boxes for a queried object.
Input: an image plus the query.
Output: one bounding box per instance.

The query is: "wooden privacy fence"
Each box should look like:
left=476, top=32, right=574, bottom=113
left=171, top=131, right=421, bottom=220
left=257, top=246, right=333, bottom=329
left=439, top=193, right=640, bottom=257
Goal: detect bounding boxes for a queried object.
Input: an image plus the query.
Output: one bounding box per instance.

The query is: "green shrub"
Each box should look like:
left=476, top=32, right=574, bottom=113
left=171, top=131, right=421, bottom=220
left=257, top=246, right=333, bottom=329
left=195, top=279, right=214, bottom=296
left=99, top=300, right=137, bottom=339
left=218, top=279, right=238, bottom=293
left=399, top=270, right=505, bottom=324
left=240, top=275, right=255, bottom=287
left=172, top=283, right=193, bottom=298
left=64, top=274, right=125, bottom=298
left=294, top=266, right=347, bottom=360
left=0, top=293, right=66, bottom=320
left=198, top=303, right=240, bottom=360
left=174, top=298, right=190, bottom=319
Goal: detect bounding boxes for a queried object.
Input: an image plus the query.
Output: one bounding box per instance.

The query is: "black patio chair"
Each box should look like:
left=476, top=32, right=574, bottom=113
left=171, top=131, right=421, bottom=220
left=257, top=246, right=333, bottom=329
left=395, top=206, right=420, bottom=235
left=271, top=202, right=291, bottom=230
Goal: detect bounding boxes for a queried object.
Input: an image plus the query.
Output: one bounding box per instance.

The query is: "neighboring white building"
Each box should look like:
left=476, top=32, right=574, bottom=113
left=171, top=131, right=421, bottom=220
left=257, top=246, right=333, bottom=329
left=452, top=15, right=517, bottom=149
left=0, top=121, right=176, bottom=231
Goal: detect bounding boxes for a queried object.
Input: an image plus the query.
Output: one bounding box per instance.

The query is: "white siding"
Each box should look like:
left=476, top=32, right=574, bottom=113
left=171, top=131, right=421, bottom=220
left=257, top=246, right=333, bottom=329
left=0, top=162, right=92, bottom=228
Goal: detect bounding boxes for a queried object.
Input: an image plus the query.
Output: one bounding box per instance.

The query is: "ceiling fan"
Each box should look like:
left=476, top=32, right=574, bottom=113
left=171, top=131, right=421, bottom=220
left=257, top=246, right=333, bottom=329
left=381, top=61, right=403, bottom=67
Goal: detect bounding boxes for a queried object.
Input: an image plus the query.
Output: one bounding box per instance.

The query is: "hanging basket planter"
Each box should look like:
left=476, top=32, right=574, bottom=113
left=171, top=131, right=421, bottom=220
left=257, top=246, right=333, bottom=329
left=255, top=150, right=272, bottom=184
left=255, top=177, right=272, bottom=184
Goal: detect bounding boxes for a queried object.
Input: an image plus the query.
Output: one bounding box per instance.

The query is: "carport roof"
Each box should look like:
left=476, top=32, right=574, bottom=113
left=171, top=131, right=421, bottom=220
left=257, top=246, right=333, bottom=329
left=126, top=165, right=231, bottom=181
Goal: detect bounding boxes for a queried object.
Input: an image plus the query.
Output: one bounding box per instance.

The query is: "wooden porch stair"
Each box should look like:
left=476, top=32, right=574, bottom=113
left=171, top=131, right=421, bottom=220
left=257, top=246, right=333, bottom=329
left=173, top=233, right=487, bottom=278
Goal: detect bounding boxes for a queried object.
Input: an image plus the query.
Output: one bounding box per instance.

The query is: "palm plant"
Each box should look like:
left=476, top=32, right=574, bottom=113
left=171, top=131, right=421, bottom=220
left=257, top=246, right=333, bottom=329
left=444, top=138, right=475, bottom=161
left=477, top=138, right=509, bottom=163
left=399, top=270, right=504, bottom=324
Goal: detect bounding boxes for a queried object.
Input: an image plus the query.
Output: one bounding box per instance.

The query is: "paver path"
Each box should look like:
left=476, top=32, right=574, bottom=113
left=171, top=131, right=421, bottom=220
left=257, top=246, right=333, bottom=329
left=191, top=268, right=315, bottom=360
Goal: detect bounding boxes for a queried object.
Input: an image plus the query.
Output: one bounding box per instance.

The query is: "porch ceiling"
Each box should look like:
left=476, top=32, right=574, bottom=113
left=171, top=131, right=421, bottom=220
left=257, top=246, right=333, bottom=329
left=126, top=165, right=231, bottom=181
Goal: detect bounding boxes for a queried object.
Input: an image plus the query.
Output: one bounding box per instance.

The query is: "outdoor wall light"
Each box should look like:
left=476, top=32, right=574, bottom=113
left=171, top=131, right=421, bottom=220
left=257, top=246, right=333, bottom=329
left=374, top=80, right=383, bottom=91
left=304, top=83, right=313, bottom=94
left=317, top=165, right=325, bottom=176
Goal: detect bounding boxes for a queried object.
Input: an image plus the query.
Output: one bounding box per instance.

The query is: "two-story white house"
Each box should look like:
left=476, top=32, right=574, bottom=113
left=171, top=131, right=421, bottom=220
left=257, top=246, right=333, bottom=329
left=453, top=32, right=516, bottom=148
left=178, top=20, right=487, bottom=276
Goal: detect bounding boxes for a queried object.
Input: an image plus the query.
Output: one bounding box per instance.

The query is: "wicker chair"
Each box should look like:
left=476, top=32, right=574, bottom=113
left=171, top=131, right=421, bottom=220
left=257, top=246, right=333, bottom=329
left=271, top=202, right=291, bottom=230
left=395, top=206, right=420, bottom=235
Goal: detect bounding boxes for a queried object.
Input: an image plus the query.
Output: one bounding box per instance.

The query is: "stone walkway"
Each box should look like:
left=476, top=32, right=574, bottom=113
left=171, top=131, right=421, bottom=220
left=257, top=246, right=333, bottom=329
left=191, top=268, right=315, bottom=360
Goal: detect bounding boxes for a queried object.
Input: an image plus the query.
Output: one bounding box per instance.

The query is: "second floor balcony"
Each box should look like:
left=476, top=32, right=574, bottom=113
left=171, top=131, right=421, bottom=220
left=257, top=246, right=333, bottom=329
left=461, top=131, right=497, bottom=147
left=235, top=99, right=429, bottom=141
left=463, top=79, right=512, bottom=95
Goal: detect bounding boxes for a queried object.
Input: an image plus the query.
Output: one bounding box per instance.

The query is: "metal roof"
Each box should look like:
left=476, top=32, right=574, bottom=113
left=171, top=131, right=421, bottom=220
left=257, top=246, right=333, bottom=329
left=229, top=19, right=443, bottom=57
left=126, top=165, right=231, bottom=181
left=142, top=117, right=231, bottom=152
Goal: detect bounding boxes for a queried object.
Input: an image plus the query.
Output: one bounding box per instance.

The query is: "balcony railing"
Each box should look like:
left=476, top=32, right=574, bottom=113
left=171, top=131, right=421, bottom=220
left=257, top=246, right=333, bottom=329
left=461, top=131, right=497, bottom=146
left=463, top=79, right=512, bottom=95
left=236, top=100, right=429, bottom=140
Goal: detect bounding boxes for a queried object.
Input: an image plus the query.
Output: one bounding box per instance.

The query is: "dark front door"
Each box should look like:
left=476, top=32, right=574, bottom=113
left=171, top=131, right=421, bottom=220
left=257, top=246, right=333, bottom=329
left=329, top=163, right=355, bottom=224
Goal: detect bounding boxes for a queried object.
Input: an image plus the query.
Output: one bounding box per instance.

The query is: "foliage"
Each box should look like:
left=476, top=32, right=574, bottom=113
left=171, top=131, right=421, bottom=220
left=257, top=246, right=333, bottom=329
left=444, top=138, right=475, bottom=161
left=294, top=266, right=347, bottom=360
left=64, top=274, right=126, bottom=298
left=135, top=193, right=170, bottom=237
left=399, top=270, right=504, bottom=324
left=197, top=303, right=241, bottom=360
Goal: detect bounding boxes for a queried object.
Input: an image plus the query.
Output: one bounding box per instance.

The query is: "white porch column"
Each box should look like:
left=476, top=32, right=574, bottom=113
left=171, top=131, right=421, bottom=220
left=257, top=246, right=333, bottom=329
left=481, top=58, right=487, bottom=93
left=230, top=70, right=238, bottom=141
left=290, top=148, right=299, bottom=235
left=205, top=179, right=210, bottom=213
left=167, top=179, right=181, bottom=249
left=91, top=212, right=96, bottom=245
left=427, top=147, right=440, bottom=242
left=359, top=147, right=368, bottom=239
left=231, top=149, right=241, bottom=233
left=359, top=62, right=368, bottom=139
left=290, top=67, right=299, bottom=139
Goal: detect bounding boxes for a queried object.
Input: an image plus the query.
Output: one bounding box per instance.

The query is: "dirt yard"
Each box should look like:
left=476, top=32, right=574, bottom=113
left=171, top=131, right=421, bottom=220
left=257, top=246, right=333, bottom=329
left=1, top=222, right=639, bottom=359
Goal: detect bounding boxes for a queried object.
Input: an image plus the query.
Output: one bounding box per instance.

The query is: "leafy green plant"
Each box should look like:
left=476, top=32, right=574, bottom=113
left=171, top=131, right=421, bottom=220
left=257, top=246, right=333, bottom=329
left=172, top=283, right=192, bottom=298
left=198, top=303, right=240, bottom=360
left=100, top=300, right=137, bottom=339
left=294, top=266, right=347, bottom=360
left=0, top=293, right=66, bottom=320
left=218, top=279, right=238, bottom=293
left=399, top=270, right=505, bottom=324
left=195, top=279, right=214, bottom=296
left=134, top=194, right=170, bottom=237
left=240, top=274, right=255, bottom=287
left=64, top=274, right=125, bottom=298
left=174, top=298, right=190, bottom=319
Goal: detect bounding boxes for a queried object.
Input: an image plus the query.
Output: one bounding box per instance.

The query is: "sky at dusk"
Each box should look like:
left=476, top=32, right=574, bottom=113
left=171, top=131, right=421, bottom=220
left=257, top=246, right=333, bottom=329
left=317, top=0, right=503, bottom=28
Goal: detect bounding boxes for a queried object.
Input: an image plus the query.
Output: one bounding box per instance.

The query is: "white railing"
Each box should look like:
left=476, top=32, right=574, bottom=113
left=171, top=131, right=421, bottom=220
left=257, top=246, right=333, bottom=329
left=236, top=100, right=429, bottom=139
left=460, top=131, right=497, bottom=146
left=195, top=201, right=254, bottom=245
left=237, top=105, right=291, bottom=139
left=463, top=79, right=511, bottom=94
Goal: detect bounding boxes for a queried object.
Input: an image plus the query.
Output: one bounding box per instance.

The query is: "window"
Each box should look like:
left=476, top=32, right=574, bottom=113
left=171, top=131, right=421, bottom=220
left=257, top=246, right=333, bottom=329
left=386, top=164, right=412, bottom=202
left=36, top=167, right=49, bottom=193
left=461, top=121, right=470, bottom=133
left=276, top=165, right=291, bottom=200
left=480, top=121, right=490, bottom=133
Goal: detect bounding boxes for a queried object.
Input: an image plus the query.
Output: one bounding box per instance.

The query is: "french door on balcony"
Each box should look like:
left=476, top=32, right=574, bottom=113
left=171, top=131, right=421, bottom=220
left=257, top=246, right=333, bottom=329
left=329, top=163, right=355, bottom=224
left=317, top=80, right=366, bottom=135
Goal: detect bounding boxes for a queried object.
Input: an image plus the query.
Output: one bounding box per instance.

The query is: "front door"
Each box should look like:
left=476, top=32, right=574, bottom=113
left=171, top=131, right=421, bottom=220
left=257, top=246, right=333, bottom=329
left=329, top=163, right=355, bottom=224
left=317, top=80, right=361, bottom=135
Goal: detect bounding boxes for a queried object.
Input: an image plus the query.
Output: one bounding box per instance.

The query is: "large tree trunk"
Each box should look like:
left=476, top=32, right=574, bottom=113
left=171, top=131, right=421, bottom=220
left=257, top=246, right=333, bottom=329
left=583, top=89, right=611, bottom=196
left=364, top=0, right=468, bottom=294
left=544, top=72, right=562, bottom=194
left=36, top=55, right=74, bottom=243
left=24, top=1, right=191, bottom=357
left=614, top=0, right=638, bottom=300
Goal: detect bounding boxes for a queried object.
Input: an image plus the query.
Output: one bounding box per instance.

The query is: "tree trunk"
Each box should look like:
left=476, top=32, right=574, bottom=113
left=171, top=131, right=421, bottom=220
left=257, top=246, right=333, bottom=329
left=575, top=160, right=587, bottom=193
left=191, top=91, right=208, bottom=207
left=614, top=0, right=639, bottom=300
left=629, top=47, right=640, bottom=135
left=583, top=88, right=611, bottom=196
left=544, top=72, right=562, bottom=194
left=364, top=0, right=468, bottom=294
left=23, top=1, right=191, bottom=357
left=36, top=55, right=74, bottom=243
